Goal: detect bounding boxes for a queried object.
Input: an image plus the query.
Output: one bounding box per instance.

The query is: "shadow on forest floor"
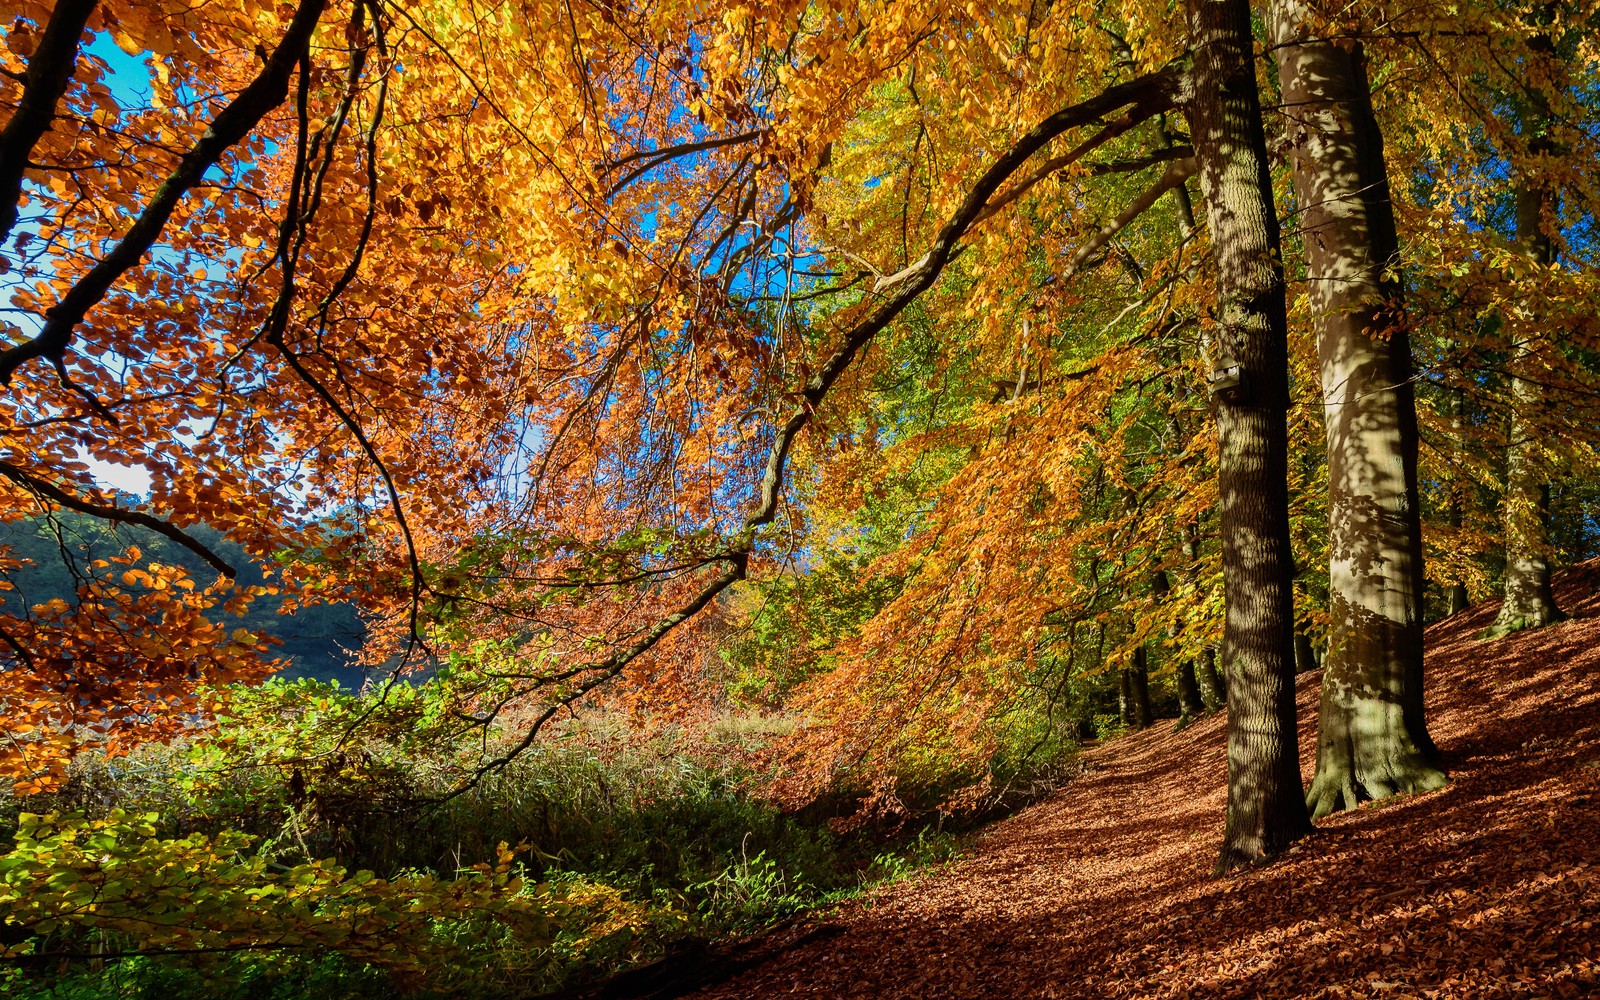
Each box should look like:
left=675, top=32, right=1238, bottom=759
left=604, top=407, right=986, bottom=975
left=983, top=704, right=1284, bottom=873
left=671, top=562, right=1600, bottom=999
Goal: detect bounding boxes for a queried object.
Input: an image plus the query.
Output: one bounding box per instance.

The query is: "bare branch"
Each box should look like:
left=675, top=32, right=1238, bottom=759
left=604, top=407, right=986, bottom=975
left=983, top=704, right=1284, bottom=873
left=605, top=129, right=764, bottom=197
left=1065, top=156, right=1198, bottom=274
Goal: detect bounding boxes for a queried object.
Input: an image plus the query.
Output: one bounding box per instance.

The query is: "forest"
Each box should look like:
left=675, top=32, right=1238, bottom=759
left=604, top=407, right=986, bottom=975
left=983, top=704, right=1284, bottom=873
left=1, top=0, right=1598, bottom=997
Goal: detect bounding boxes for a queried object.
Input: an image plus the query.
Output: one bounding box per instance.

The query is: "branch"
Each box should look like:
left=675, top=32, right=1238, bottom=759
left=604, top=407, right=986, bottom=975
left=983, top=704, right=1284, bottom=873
left=440, top=62, right=1188, bottom=793
left=0, top=460, right=236, bottom=577
left=0, top=0, right=98, bottom=243
left=0, top=0, right=330, bottom=387
left=972, top=87, right=1184, bottom=227
left=605, top=129, right=763, bottom=197
left=1065, top=156, right=1197, bottom=274
left=749, top=64, right=1183, bottom=529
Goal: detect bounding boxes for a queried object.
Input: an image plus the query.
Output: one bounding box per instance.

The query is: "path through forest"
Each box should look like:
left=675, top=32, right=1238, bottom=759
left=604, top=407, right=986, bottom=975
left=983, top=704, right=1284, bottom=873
left=691, top=564, right=1600, bottom=999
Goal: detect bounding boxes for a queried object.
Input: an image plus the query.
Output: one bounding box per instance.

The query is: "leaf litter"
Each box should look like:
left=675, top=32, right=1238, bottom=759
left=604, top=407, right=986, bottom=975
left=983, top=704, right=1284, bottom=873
left=691, top=563, right=1600, bottom=999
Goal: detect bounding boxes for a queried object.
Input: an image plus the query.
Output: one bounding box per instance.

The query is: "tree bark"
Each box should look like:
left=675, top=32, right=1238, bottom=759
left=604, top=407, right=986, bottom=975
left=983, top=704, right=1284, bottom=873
left=1293, top=626, right=1318, bottom=674
left=0, top=0, right=98, bottom=244
left=1118, top=669, right=1134, bottom=728
left=1151, top=568, right=1205, bottom=728
left=1180, top=527, right=1227, bottom=711
left=1270, top=0, right=1448, bottom=820
left=1184, top=0, right=1311, bottom=873
left=1444, top=389, right=1472, bottom=617
left=1127, top=646, right=1154, bottom=729
left=1176, top=658, right=1206, bottom=727
left=1196, top=645, right=1227, bottom=710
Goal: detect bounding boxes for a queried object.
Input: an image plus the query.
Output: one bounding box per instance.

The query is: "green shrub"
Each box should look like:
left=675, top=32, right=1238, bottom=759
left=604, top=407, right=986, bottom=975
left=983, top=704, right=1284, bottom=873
left=2, top=676, right=1064, bottom=997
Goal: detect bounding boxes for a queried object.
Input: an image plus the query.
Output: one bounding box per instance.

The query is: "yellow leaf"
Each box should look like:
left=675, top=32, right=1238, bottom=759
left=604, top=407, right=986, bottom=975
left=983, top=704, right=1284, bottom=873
left=112, top=30, right=143, bottom=57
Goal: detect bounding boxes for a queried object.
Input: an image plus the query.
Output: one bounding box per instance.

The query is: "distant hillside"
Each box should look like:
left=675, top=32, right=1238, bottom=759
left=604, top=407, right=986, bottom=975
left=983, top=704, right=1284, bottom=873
left=0, top=513, right=370, bottom=689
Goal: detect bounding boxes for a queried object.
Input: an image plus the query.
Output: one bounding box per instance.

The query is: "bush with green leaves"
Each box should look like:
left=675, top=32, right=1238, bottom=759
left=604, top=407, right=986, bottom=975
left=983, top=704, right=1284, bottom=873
left=0, top=675, right=995, bottom=997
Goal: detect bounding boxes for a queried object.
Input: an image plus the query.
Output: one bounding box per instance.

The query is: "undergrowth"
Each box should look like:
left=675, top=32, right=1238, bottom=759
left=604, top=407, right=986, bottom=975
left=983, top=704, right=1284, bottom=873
left=1, top=679, right=1071, bottom=999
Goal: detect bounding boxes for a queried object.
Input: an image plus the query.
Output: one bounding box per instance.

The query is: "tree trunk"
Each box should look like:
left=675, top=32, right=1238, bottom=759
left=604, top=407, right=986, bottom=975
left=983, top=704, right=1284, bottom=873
left=1195, top=645, right=1226, bottom=710
left=1486, top=133, right=1566, bottom=636
left=1180, top=527, right=1226, bottom=711
left=1444, top=389, right=1471, bottom=617
left=1185, top=0, right=1311, bottom=873
left=1176, top=658, right=1205, bottom=727
left=1128, top=646, right=1154, bottom=729
left=1293, top=627, right=1318, bottom=675
left=1269, top=0, right=1448, bottom=820
left=1118, top=669, right=1134, bottom=728
left=1152, top=568, right=1204, bottom=728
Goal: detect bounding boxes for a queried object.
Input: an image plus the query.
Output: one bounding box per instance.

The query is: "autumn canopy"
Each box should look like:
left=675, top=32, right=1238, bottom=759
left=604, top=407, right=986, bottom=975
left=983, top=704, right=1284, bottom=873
left=1, top=0, right=1598, bottom=993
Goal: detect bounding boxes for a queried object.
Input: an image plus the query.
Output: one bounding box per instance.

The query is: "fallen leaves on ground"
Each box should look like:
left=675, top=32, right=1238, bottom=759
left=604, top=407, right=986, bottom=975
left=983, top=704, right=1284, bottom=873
left=693, top=564, right=1600, bottom=999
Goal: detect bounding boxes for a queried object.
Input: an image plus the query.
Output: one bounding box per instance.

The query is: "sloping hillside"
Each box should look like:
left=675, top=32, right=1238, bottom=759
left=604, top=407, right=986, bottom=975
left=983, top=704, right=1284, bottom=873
left=692, top=564, right=1600, bottom=999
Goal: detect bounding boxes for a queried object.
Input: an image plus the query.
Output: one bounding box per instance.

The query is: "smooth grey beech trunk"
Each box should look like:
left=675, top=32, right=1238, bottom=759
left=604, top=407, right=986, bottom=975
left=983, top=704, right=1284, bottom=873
left=1184, top=0, right=1311, bottom=873
left=1268, top=0, right=1447, bottom=819
left=1486, top=68, right=1566, bottom=637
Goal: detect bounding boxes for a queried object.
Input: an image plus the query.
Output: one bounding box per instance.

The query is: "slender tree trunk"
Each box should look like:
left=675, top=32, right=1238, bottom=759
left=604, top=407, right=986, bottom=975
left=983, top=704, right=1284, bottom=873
left=1128, top=646, right=1154, bottom=729
left=1444, top=487, right=1469, bottom=618
left=1118, top=668, right=1134, bottom=728
left=1185, top=0, right=1311, bottom=873
left=1269, top=0, right=1447, bottom=819
left=1181, top=526, right=1227, bottom=711
left=1486, top=107, right=1566, bottom=635
left=1151, top=568, right=1206, bottom=728
left=1176, top=658, right=1206, bottom=728
left=1445, top=389, right=1471, bottom=617
left=1293, top=627, right=1318, bottom=674
left=1196, top=645, right=1227, bottom=710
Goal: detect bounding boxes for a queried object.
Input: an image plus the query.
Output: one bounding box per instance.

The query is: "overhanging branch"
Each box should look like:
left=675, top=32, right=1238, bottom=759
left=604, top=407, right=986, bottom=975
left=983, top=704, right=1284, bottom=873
left=0, top=0, right=330, bottom=389
left=441, top=61, right=1189, bottom=792
left=0, top=0, right=98, bottom=243
left=0, top=460, right=237, bottom=577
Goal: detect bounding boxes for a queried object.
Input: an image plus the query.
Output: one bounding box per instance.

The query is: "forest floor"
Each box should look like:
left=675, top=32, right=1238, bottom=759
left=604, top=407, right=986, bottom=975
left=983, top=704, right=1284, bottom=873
left=687, top=563, right=1600, bottom=999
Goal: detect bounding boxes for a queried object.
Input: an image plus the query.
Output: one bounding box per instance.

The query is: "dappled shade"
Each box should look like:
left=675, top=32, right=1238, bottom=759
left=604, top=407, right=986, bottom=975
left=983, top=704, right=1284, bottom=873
left=694, top=563, right=1600, bottom=999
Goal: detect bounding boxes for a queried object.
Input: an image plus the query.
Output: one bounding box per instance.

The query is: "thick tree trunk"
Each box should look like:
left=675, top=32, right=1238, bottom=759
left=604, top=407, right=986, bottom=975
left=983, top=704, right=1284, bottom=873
left=1185, top=0, right=1311, bottom=873
left=1195, top=645, right=1227, bottom=710
left=1486, top=168, right=1565, bottom=637
left=1269, top=0, right=1448, bottom=820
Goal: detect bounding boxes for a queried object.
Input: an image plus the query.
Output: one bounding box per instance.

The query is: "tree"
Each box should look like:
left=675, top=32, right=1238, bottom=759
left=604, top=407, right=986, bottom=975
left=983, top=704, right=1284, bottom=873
left=1184, top=0, right=1311, bottom=872
left=1484, top=18, right=1569, bottom=638
left=1267, top=0, right=1447, bottom=818
left=1121, top=646, right=1155, bottom=729
left=1, top=0, right=340, bottom=789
